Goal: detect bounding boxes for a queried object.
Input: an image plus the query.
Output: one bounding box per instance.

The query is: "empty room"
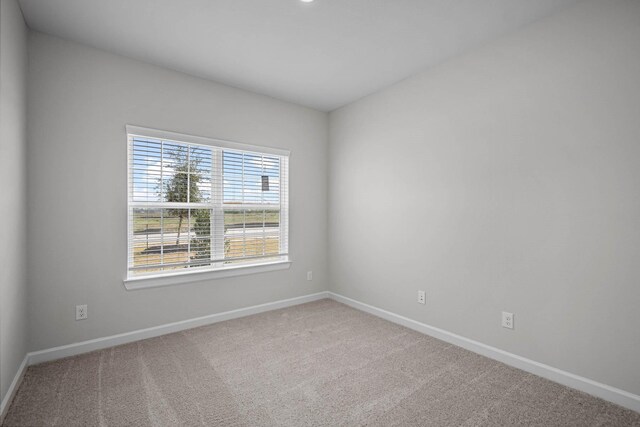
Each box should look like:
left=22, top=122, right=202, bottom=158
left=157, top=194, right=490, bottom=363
left=1, top=0, right=639, bottom=425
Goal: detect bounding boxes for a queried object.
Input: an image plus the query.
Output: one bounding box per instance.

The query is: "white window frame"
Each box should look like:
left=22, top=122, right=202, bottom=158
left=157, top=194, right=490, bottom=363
left=124, top=125, right=291, bottom=290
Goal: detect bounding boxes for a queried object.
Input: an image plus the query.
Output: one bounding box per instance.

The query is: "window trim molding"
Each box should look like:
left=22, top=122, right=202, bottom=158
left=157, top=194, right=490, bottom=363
left=123, top=259, right=292, bottom=290
left=125, top=125, right=291, bottom=157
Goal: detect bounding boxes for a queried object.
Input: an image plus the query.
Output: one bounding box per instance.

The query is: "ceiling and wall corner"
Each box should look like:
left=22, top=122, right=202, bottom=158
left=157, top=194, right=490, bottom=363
left=18, top=0, right=581, bottom=111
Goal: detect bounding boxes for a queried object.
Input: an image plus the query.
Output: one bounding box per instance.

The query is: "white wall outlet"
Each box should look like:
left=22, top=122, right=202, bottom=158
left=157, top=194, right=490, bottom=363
left=418, top=290, right=426, bottom=304
left=307, top=271, right=313, bottom=281
left=502, top=311, right=513, bottom=329
left=76, top=304, right=88, bottom=320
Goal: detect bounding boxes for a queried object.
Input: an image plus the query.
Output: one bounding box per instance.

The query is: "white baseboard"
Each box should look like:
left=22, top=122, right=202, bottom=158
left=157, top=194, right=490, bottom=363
left=0, top=355, right=28, bottom=423
left=28, top=291, right=330, bottom=365
left=327, top=292, right=640, bottom=414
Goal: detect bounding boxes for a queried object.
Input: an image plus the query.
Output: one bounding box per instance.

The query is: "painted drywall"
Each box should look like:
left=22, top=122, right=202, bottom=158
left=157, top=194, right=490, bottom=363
left=329, top=0, right=640, bottom=396
left=0, top=0, right=28, bottom=405
left=26, top=32, right=328, bottom=351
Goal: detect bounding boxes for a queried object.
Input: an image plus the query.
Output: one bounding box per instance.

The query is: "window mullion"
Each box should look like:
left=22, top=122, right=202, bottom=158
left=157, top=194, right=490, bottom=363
left=160, top=141, right=164, bottom=269
left=187, top=144, right=190, bottom=204
left=242, top=155, right=246, bottom=258
left=187, top=209, right=191, bottom=262
left=261, top=156, right=265, bottom=256
left=212, top=148, right=224, bottom=265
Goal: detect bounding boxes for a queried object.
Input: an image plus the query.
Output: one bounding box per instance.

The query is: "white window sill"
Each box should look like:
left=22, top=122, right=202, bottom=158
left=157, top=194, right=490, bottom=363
left=123, top=260, right=292, bottom=290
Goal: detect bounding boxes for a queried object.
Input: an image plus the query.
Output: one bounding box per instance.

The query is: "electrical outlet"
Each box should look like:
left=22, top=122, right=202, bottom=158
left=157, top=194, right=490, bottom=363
left=502, top=311, right=513, bottom=329
left=307, top=271, right=313, bottom=281
left=76, top=304, right=88, bottom=320
left=418, top=290, right=426, bottom=304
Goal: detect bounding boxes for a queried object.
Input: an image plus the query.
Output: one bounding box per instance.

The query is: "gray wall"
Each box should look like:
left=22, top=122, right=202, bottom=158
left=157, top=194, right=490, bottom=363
left=329, top=0, right=640, bottom=396
left=26, top=32, right=328, bottom=351
left=0, top=0, right=28, bottom=405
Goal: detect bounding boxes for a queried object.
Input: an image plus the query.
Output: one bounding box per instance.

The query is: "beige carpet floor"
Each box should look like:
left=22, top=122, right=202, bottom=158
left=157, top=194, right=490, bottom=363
left=3, top=299, right=639, bottom=426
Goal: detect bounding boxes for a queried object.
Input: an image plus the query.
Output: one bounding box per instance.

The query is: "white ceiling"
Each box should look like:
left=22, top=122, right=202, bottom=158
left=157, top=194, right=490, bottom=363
left=19, top=0, right=580, bottom=111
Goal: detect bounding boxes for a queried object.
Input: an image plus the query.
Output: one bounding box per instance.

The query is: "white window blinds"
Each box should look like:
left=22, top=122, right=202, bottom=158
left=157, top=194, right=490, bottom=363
left=127, top=127, right=289, bottom=278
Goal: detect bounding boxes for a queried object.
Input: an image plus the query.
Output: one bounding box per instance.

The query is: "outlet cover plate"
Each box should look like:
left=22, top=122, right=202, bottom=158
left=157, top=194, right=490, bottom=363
left=418, top=290, right=426, bottom=304
left=76, top=304, right=88, bottom=320
left=502, top=311, right=513, bottom=329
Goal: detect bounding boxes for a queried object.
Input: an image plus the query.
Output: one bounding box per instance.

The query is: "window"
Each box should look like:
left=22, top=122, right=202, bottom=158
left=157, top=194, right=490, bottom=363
left=127, top=126, right=289, bottom=282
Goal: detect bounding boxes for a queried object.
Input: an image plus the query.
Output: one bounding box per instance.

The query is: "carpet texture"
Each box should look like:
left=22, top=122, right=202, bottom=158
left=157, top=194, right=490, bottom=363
left=3, top=299, right=639, bottom=426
